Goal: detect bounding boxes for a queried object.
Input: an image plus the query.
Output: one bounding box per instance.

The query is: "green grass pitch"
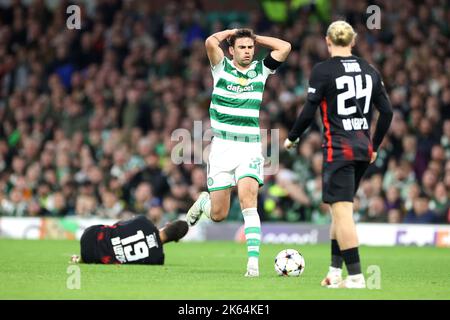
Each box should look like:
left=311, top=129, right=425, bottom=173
left=0, top=239, right=449, bottom=300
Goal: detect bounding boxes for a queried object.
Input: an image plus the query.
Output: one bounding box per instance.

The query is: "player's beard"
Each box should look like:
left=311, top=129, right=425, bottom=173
left=238, top=56, right=252, bottom=67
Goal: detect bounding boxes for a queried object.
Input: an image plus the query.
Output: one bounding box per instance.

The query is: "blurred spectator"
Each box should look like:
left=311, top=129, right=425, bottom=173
left=383, top=159, right=416, bottom=201
left=146, top=204, right=165, bottom=227
left=129, top=182, right=159, bottom=215
left=0, top=0, right=448, bottom=224
left=430, top=182, right=449, bottom=223
left=403, top=193, right=438, bottom=224
left=0, top=187, right=27, bottom=216
left=127, top=152, right=170, bottom=199
left=362, top=196, right=387, bottom=223
left=45, top=191, right=68, bottom=216
left=421, top=169, right=439, bottom=198
left=404, top=182, right=421, bottom=212
left=385, top=186, right=402, bottom=211
left=75, top=195, right=98, bottom=217
left=387, top=208, right=403, bottom=224
left=97, top=189, right=124, bottom=219
left=162, top=194, right=181, bottom=220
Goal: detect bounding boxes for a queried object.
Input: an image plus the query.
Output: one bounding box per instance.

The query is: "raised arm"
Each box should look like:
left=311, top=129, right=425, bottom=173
left=205, top=29, right=237, bottom=66
left=255, top=35, right=291, bottom=62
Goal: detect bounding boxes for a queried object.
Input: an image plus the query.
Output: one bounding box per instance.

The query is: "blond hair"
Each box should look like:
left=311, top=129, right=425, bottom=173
left=327, top=21, right=357, bottom=47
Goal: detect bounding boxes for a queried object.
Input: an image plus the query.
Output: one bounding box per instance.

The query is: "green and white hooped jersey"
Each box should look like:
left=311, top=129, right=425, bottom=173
left=209, top=57, right=275, bottom=143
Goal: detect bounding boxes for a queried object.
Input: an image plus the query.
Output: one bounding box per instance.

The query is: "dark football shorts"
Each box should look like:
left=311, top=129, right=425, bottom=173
left=322, top=160, right=369, bottom=204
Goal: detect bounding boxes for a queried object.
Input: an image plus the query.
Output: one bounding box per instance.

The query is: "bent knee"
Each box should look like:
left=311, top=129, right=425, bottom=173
left=210, top=207, right=228, bottom=222
left=211, top=215, right=226, bottom=222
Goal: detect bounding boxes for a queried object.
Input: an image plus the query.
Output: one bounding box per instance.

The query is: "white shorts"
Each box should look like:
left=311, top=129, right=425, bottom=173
left=207, top=137, right=265, bottom=191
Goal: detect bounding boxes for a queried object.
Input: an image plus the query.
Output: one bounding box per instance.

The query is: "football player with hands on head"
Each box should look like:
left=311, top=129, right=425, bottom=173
left=187, top=28, right=291, bottom=277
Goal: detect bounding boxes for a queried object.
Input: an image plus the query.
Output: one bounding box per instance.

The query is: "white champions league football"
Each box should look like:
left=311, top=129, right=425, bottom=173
left=274, top=249, right=305, bottom=277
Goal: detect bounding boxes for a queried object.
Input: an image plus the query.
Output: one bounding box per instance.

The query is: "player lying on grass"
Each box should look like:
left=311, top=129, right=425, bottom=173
left=72, top=214, right=188, bottom=264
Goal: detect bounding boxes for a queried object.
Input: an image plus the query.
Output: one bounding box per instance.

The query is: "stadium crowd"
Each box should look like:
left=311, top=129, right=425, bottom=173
left=0, top=0, right=449, bottom=226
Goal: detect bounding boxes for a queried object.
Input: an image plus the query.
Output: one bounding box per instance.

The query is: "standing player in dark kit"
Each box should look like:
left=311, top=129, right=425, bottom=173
left=76, top=215, right=189, bottom=264
left=285, top=21, right=393, bottom=288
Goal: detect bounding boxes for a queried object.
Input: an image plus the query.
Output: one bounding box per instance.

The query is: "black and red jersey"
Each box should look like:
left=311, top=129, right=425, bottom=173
left=288, top=55, right=393, bottom=162
left=80, top=215, right=164, bottom=265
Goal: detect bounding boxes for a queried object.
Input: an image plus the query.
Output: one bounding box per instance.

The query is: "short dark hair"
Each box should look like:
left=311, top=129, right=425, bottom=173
left=163, top=220, right=189, bottom=242
left=228, top=28, right=256, bottom=47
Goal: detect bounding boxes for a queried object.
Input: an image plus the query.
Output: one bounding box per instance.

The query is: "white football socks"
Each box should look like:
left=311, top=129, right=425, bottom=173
left=242, top=208, right=261, bottom=267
